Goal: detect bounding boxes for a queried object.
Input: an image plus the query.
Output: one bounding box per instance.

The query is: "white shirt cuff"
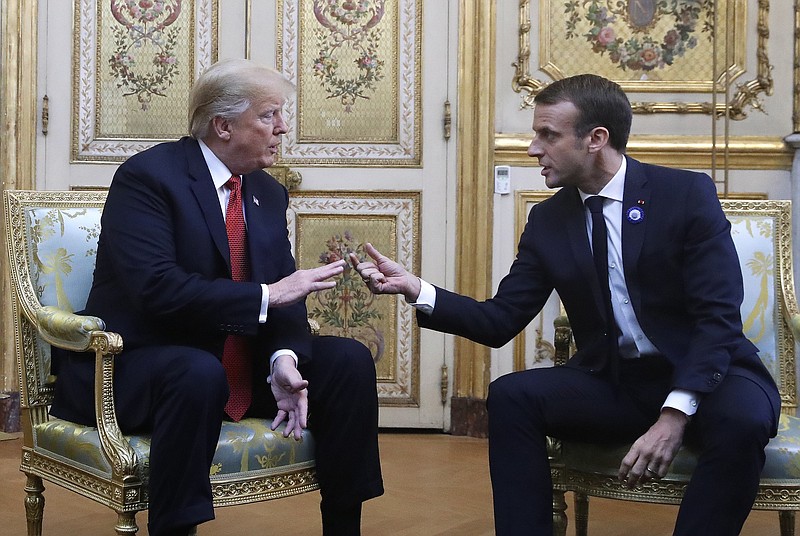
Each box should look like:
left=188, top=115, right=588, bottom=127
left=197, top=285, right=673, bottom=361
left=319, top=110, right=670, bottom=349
left=267, top=350, right=298, bottom=383
left=408, top=278, right=436, bottom=315
left=259, top=284, right=269, bottom=323
left=662, top=389, right=699, bottom=417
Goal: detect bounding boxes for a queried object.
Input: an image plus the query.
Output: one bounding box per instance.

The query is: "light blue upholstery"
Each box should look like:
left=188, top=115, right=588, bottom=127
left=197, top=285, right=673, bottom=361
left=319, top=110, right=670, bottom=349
left=5, top=190, right=319, bottom=535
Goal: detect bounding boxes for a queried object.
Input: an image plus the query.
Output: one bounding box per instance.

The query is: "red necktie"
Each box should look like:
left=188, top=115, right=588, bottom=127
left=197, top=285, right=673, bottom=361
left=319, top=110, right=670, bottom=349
left=222, top=176, right=252, bottom=421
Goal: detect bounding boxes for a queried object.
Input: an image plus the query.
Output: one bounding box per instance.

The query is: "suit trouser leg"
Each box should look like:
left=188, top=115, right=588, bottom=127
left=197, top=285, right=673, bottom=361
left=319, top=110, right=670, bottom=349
left=113, top=346, right=229, bottom=536
left=486, top=364, right=666, bottom=536
left=673, top=374, right=775, bottom=536
left=301, top=336, right=385, bottom=508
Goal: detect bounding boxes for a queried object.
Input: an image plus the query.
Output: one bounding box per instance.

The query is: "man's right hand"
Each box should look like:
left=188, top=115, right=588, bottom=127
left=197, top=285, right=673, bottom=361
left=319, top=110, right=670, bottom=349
left=268, top=259, right=346, bottom=307
left=349, top=243, right=421, bottom=302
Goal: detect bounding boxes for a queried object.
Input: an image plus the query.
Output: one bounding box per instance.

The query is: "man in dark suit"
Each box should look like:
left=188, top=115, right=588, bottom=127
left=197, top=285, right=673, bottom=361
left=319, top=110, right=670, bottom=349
left=351, top=74, right=780, bottom=535
left=51, top=58, right=383, bottom=536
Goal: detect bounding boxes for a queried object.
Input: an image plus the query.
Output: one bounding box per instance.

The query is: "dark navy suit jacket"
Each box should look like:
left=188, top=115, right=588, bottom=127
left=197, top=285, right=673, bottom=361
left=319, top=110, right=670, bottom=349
left=51, top=137, right=313, bottom=421
left=418, top=157, right=780, bottom=429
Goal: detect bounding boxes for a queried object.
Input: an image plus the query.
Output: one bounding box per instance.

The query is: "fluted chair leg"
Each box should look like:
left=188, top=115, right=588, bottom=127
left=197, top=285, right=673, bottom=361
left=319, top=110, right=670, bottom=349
left=24, top=473, right=45, bottom=536
left=114, top=512, right=138, bottom=535
left=574, top=492, right=589, bottom=536
left=779, top=511, right=795, bottom=536
left=553, top=489, right=568, bottom=536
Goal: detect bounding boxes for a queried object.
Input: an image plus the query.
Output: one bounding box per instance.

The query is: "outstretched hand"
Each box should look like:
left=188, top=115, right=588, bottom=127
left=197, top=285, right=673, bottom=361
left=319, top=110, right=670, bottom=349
left=269, top=259, right=346, bottom=307
left=270, top=355, right=309, bottom=440
left=349, top=243, right=421, bottom=302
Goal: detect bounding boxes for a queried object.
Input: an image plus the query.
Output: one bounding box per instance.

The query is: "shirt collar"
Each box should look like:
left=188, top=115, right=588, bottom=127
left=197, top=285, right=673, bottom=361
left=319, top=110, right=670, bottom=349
left=198, top=139, right=239, bottom=190
left=578, top=155, right=627, bottom=204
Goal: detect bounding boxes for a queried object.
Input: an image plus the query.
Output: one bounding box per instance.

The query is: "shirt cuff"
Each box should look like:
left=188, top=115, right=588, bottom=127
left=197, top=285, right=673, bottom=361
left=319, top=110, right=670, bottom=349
left=259, top=284, right=269, bottom=323
left=407, top=278, right=436, bottom=315
left=662, top=389, right=699, bottom=417
left=267, top=350, right=299, bottom=383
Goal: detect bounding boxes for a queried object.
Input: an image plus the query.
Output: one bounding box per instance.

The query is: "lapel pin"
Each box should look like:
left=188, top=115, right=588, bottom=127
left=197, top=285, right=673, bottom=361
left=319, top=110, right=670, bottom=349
left=637, top=199, right=645, bottom=205
left=626, top=206, right=645, bottom=224
left=252, top=195, right=260, bottom=206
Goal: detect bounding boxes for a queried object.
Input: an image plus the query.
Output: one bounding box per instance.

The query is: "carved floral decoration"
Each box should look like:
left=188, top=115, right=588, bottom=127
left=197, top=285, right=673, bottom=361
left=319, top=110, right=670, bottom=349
left=108, top=0, right=183, bottom=110
left=309, top=231, right=386, bottom=362
left=311, top=0, right=386, bottom=112
left=564, top=0, right=714, bottom=72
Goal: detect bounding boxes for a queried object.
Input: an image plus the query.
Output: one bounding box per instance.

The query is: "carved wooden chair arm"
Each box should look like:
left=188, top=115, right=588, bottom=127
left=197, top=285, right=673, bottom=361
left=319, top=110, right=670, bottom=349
left=35, top=306, right=137, bottom=478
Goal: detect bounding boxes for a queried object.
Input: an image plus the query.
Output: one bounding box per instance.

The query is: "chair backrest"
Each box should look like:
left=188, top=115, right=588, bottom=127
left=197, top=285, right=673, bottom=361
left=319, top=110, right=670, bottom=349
left=720, top=199, right=798, bottom=415
left=4, top=189, right=108, bottom=409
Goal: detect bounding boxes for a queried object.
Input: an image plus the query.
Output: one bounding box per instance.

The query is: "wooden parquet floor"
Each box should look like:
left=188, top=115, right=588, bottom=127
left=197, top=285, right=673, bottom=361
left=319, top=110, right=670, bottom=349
left=0, top=431, right=780, bottom=535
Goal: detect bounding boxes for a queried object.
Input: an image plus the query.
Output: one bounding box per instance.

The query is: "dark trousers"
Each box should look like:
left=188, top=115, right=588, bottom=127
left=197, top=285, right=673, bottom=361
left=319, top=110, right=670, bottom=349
left=52, top=336, right=383, bottom=536
left=486, top=358, right=775, bottom=536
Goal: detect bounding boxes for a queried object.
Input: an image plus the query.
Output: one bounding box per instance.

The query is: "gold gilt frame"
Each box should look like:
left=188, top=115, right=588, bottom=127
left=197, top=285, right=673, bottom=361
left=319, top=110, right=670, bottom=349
left=277, top=0, right=422, bottom=167
left=512, top=190, right=558, bottom=372
left=513, top=0, right=773, bottom=119
left=287, top=191, right=421, bottom=406
left=71, top=0, right=218, bottom=162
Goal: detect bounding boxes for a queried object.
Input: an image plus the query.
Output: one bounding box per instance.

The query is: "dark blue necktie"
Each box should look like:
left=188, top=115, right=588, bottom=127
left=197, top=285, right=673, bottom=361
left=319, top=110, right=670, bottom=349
left=585, top=196, right=619, bottom=382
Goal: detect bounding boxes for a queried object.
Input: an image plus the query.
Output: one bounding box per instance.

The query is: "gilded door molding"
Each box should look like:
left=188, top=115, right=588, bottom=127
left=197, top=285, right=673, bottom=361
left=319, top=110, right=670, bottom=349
left=453, top=0, right=495, bottom=402
left=287, top=191, right=421, bottom=406
left=71, top=0, right=218, bottom=162
left=1, top=0, right=38, bottom=393
left=276, top=0, right=422, bottom=166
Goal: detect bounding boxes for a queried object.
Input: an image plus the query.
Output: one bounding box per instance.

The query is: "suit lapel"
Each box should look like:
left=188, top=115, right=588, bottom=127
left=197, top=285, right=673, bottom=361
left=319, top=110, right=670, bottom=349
left=183, top=138, right=231, bottom=271
left=621, top=158, right=651, bottom=313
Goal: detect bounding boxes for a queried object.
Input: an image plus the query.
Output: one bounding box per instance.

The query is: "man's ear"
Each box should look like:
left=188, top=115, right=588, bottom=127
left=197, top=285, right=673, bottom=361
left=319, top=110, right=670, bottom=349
left=211, top=116, right=232, bottom=141
left=586, top=126, right=609, bottom=154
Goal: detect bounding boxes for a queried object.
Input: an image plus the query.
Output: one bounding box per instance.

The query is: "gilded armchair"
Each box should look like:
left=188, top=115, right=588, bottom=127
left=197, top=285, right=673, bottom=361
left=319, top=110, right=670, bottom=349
left=3, top=189, right=319, bottom=535
left=548, top=199, right=800, bottom=536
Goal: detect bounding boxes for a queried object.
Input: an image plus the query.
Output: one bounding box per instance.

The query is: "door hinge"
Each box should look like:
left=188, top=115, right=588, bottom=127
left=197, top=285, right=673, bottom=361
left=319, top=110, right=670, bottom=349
left=41, top=95, right=49, bottom=136
left=443, top=99, right=451, bottom=141
left=440, top=363, right=449, bottom=405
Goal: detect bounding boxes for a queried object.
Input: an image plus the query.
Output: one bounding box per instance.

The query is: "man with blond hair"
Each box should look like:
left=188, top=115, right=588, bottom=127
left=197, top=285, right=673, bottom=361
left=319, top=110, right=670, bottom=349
left=51, top=58, right=383, bottom=536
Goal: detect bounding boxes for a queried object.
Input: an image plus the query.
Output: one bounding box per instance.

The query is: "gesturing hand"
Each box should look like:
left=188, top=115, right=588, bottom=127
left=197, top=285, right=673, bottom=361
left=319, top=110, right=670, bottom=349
left=269, top=355, right=309, bottom=440
left=269, top=259, right=346, bottom=307
left=348, top=243, right=421, bottom=302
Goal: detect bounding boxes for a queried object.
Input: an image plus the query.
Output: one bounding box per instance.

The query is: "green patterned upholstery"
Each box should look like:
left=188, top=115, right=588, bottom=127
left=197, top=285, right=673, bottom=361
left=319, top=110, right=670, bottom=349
left=550, top=200, right=800, bottom=536
left=4, top=190, right=320, bottom=536
left=33, top=418, right=315, bottom=482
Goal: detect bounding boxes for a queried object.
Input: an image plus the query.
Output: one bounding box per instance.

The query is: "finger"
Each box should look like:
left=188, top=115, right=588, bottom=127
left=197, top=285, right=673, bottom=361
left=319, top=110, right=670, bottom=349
left=283, top=412, right=296, bottom=438
left=364, top=242, right=386, bottom=263
left=271, top=409, right=288, bottom=431
left=348, top=252, right=361, bottom=270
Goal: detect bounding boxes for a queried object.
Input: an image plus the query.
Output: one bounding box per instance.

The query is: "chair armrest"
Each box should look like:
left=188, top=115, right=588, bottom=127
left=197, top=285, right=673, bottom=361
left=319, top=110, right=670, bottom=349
left=36, top=306, right=110, bottom=352
left=553, top=314, right=572, bottom=366
left=35, top=306, right=137, bottom=478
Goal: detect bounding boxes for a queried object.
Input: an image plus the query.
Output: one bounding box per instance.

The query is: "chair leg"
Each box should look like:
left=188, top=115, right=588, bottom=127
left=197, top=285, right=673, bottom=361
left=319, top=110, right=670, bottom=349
left=779, top=511, right=795, bottom=536
left=553, top=489, right=568, bottom=536
left=23, top=473, right=45, bottom=536
left=574, top=492, right=589, bottom=536
left=114, top=512, right=139, bottom=535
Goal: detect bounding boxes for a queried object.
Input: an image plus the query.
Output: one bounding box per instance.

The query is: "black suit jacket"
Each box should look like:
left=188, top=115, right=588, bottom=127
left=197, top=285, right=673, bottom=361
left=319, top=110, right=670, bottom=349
left=419, top=158, right=780, bottom=425
left=52, top=137, right=313, bottom=418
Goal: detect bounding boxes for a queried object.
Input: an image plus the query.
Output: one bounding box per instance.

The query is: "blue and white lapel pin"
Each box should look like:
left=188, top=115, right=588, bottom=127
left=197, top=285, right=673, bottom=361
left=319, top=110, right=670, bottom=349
left=626, top=200, right=645, bottom=224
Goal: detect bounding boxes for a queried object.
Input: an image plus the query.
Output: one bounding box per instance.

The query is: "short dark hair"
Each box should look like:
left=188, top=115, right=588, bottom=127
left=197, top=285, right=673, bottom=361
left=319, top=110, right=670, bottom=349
left=534, top=74, right=632, bottom=152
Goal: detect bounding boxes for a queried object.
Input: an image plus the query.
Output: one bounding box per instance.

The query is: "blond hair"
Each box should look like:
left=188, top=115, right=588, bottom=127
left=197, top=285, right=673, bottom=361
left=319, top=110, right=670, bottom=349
left=188, top=58, right=295, bottom=139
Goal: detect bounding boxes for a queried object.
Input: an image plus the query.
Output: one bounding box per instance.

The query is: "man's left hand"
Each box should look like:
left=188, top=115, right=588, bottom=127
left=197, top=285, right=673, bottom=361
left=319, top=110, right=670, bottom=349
left=618, top=407, right=689, bottom=488
left=270, top=355, right=309, bottom=440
